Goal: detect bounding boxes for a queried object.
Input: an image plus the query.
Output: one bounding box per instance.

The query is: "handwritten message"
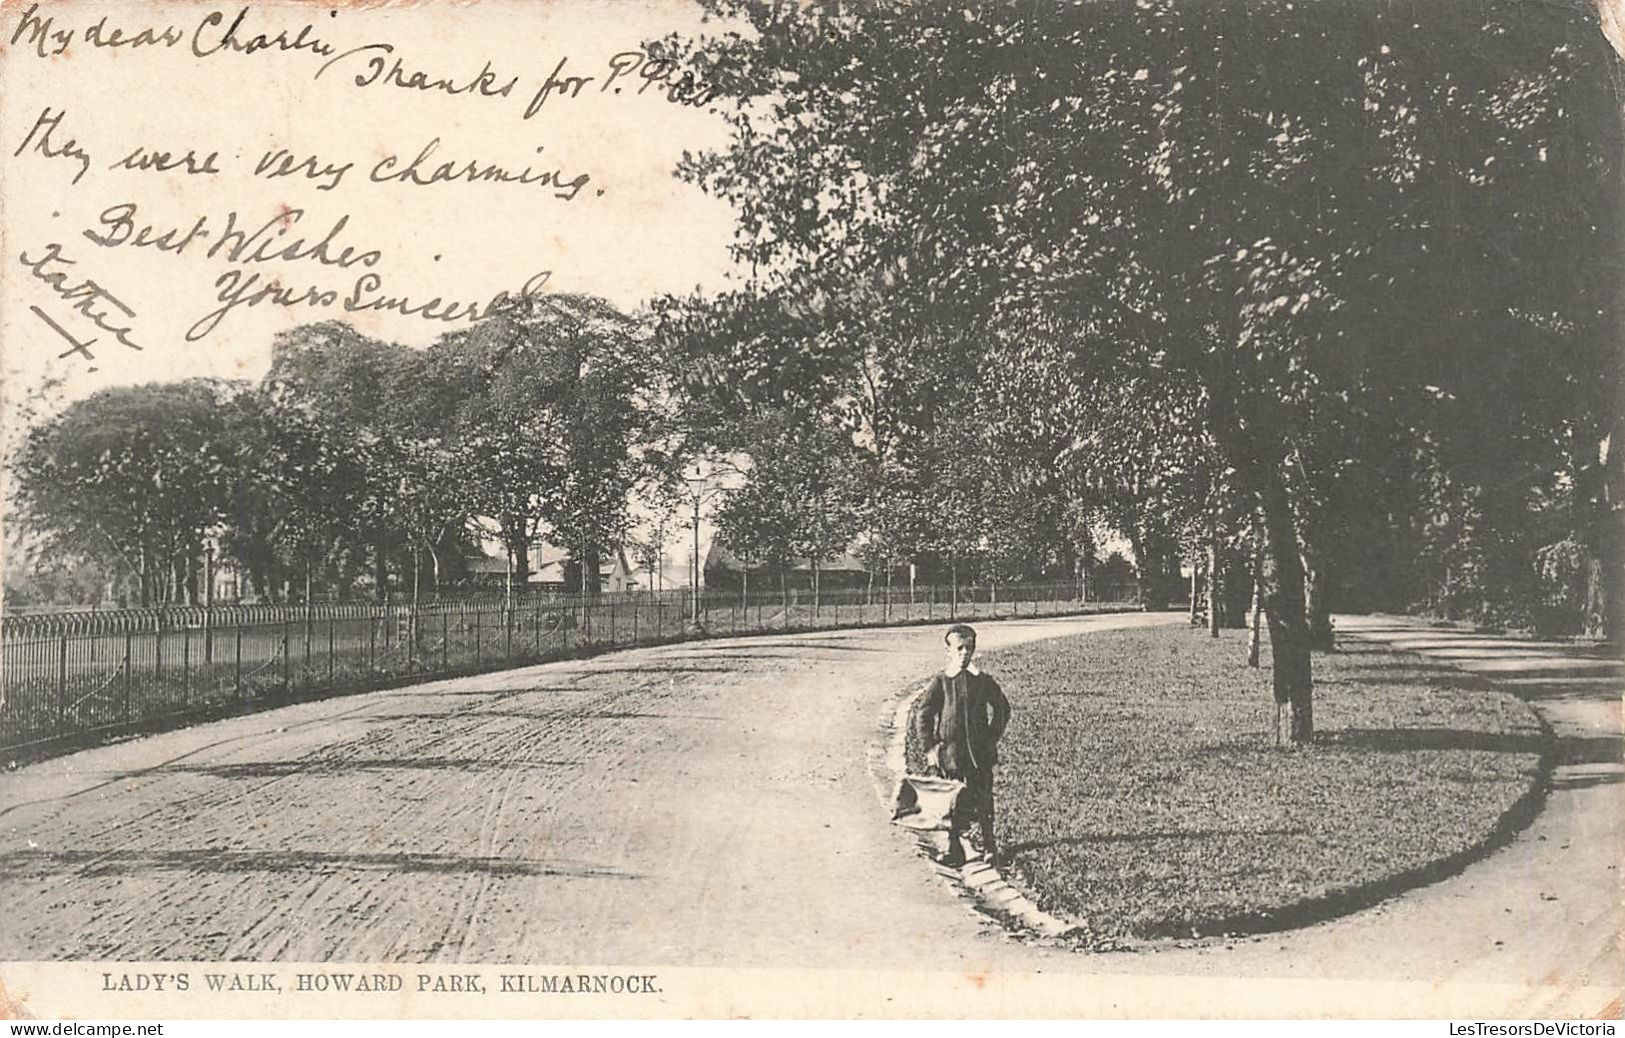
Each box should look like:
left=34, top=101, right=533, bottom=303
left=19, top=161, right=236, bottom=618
left=5, top=1, right=730, bottom=375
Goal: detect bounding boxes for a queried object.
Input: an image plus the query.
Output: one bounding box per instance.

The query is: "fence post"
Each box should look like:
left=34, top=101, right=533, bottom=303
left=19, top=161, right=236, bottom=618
left=154, top=609, right=165, bottom=694
left=443, top=610, right=450, bottom=671
left=182, top=620, right=190, bottom=709
left=122, top=629, right=133, bottom=725
left=475, top=607, right=482, bottom=666
left=235, top=620, right=243, bottom=700
left=206, top=552, right=216, bottom=666
left=328, top=613, right=336, bottom=682
left=56, top=632, right=68, bottom=732
left=283, top=616, right=292, bottom=694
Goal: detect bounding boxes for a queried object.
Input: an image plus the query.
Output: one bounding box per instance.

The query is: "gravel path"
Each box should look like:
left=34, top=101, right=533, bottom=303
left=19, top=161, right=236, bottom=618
left=1, top=611, right=1616, bottom=1017
left=0, top=613, right=1167, bottom=967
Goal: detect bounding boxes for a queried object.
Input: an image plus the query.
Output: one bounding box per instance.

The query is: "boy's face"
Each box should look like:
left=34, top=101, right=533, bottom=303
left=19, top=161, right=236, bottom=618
left=946, top=632, right=976, bottom=670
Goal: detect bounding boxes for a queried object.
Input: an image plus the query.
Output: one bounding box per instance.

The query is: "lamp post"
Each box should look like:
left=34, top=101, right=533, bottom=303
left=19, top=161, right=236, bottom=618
left=683, top=462, right=708, bottom=629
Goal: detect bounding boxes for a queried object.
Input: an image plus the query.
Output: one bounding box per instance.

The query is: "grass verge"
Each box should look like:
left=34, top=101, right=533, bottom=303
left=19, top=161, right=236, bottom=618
left=974, top=626, right=1546, bottom=941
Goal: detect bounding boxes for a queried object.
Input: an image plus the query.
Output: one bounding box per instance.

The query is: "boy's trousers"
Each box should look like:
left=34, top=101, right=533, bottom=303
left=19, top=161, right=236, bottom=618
left=949, top=765, right=996, bottom=852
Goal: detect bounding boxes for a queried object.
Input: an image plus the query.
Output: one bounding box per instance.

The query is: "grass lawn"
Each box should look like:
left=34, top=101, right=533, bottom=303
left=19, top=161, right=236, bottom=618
left=974, top=625, right=1546, bottom=940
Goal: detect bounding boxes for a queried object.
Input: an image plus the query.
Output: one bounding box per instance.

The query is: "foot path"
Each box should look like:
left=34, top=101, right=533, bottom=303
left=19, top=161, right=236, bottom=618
left=0, top=611, right=1617, bottom=1017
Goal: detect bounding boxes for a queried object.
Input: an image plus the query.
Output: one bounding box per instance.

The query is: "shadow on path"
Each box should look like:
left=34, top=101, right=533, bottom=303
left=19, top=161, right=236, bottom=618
left=0, top=847, right=637, bottom=880
left=120, top=757, right=586, bottom=779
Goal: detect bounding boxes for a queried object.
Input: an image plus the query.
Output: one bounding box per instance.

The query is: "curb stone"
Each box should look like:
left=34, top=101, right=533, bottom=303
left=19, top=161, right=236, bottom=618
left=867, top=622, right=1559, bottom=953
left=872, top=678, right=1097, bottom=946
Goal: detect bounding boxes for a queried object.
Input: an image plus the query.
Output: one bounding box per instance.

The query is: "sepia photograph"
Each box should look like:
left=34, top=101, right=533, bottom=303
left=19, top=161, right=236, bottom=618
left=1, top=0, right=1621, bottom=1021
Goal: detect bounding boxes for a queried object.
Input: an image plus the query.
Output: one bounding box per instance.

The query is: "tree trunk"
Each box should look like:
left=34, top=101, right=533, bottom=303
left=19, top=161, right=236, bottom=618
left=1303, top=543, right=1334, bottom=652
left=1207, top=525, right=1221, bottom=638
left=1248, top=585, right=1263, bottom=667
left=1133, top=531, right=1169, bottom=611
left=1248, top=530, right=1264, bottom=668
left=1261, top=471, right=1314, bottom=746
left=585, top=542, right=602, bottom=596
left=510, top=521, right=532, bottom=586
left=305, top=562, right=315, bottom=664
left=1579, top=424, right=1622, bottom=647
left=1189, top=558, right=1200, bottom=625
left=138, top=545, right=151, bottom=607
left=374, top=532, right=389, bottom=604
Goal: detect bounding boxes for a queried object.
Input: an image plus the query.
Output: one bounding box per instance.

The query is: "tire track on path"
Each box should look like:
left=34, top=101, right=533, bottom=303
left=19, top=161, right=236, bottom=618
left=7, top=610, right=1608, bottom=1018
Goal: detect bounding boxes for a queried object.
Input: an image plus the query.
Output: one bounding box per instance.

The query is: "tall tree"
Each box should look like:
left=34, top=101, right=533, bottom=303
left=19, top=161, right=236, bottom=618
left=12, top=381, right=234, bottom=606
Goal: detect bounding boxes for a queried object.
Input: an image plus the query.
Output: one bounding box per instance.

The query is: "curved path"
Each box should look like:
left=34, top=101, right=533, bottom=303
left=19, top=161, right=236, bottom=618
left=1, top=611, right=1618, bottom=1016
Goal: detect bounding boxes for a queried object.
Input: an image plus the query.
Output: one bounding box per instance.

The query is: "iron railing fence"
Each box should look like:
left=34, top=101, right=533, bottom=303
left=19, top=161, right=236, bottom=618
left=1, top=581, right=1138, bottom=753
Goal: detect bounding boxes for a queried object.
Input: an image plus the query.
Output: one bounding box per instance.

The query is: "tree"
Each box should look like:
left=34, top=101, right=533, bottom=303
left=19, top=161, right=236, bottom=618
left=664, top=0, right=1623, bottom=745
left=709, top=412, right=862, bottom=609
left=448, top=295, right=652, bottom=595
left=222, top=382, right=369, bottom=602
left=11, top=381, right=234, bottom=606
left=262, top=322, right=423, bottom=601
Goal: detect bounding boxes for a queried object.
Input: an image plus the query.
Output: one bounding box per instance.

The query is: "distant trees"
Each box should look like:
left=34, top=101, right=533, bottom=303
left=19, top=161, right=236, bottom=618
left=9, top=295, right=655, bottom=606
left=429, top=294, right=655, bottom=595
left=11, top=381, right=234, bottom=606
left=656, top=0, right=1622, bottom=743
left=5, top=3, right=1616, bottom=759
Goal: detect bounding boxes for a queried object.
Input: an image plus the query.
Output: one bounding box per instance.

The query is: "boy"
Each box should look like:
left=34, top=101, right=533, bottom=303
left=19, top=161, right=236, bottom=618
left=912, top=623, right=1011, bottom=867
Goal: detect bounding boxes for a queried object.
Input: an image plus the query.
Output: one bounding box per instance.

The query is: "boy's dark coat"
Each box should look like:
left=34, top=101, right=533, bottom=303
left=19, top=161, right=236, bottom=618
left=912, top=670, right=1011, bottom=777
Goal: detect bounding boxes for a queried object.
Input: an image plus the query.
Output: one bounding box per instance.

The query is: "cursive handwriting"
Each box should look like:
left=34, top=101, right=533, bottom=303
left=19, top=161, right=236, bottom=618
left=9, top=4, right=72, bottom=57
left=82, top=202, right=384, bottom=270
left=110, top=142, right=221, bottom=177
left=344, top=269, right=552, bottom=321
left=601, top=48, right=722, bottom=107
left=20, top=243, right=144, bottom=358
left=30, top=305, right=99, bottom=364
left=191, top=8, right=338, bottom=60
left=254, top=147, right=353, bottom=192
left=11, top=4, right=344, bottom=62
left=187, top=268, right=552, bottom=342
left=522, top=57, right=597, bottom=119
left=316, top=43, right=519, bottom=101
left=84, top=12, right=184, bottom=50
left=186, top=271, right=336, bottom=341
left=14, top=107, right=91, bottom=185
left=371, top=138, right=592, bottom=200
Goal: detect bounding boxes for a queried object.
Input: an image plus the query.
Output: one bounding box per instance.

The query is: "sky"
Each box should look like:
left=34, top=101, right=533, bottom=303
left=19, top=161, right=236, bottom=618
left=2, top=0, right=759, bottom=584
left=2, top=0, right=745, bottom=417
